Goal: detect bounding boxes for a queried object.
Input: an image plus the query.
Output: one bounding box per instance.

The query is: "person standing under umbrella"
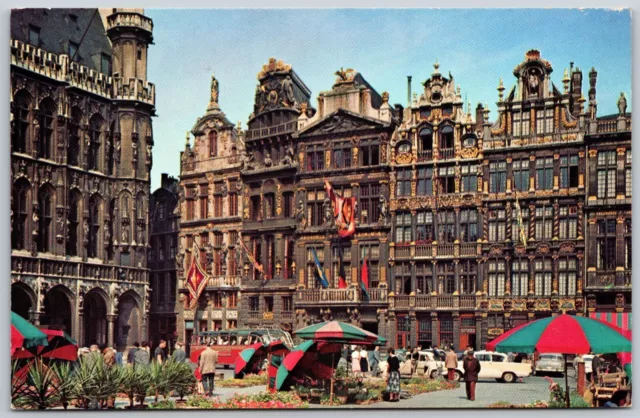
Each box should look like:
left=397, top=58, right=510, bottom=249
left=463, top=349, right=481, bottom=401
left=351, top=346, right=361, bottom=377
left=386, top=348, right=401, bottom=402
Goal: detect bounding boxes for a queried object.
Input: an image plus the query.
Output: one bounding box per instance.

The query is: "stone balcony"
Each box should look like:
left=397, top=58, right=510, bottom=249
left=113, top=76, right=156, bottom=107
left=295, top=287, right=388, bottom=306
left=586, top=270, right=631, bottom=290
left=245, top=120, right=297, bottom=141
left=206, top=275, right=241, bottom=289
left=106, top=12, right=154, bottom=34
left=391, top=241, right=480, bottom=260
left=11, top=253, right=148, bottom=284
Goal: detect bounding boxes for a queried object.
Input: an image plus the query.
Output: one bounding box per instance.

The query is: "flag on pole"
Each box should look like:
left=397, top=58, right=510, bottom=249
left=360, top=258, right=370, bottom=301
left=186, top=243, right=208, bottom=310
left=239, top=236, right=264, bottom=275
left=311, top=248, right=329, bottom=289
left=324, top=179, right=357, bottom=238
left=338, top=246, right=348, bottom=289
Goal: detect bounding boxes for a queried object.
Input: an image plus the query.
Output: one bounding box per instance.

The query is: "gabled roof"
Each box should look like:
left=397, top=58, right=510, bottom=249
left=296, top=108, right=390, bottom=137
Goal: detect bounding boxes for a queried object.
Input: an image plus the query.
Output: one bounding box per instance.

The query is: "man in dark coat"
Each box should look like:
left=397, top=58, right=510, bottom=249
left=462, top=350, right=481, bottom=401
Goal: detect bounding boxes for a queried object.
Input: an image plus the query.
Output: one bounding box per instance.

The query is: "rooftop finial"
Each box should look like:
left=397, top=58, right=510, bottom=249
left=434, top=59, right=440, bottom=72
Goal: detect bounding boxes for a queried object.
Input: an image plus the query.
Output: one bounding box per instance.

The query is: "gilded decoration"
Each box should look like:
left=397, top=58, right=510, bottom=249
left=489, top=245, right=504, bottom=256
left=488, top=299, right=504, bottom=311
left=395, top=152, right=413, bottom=165
left=459, top=146, right=479, bottom=159
left=488, top=328, right=504, bottom=337
left=535, top=299, right=551, bottom=311
left=599, top=274, right=614, bottom=286
left=561, top=107, right=578, bottom=129
left=536, top=243, right=551, bottom=254
left=559, top=299, right=576, bottom=311
left=512, top=299, right=527, bottom=311
left=491, top=114, right=506, bottom=136
left=559, top=242, right=576, bottom=253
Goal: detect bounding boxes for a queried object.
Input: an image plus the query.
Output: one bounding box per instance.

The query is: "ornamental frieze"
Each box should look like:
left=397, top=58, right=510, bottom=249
left=534, top=298, right=551, bottom=311
left=559, top=299, right=576, bottom=311
left=558, top=242, right=576, bottom=253
left=488, top=299, right=503, bottom=311
left=512, top=299, right=527, bottom=311
left=488, top=328, right=504, bottom=337
left=395, top=152, right=414, bottom=165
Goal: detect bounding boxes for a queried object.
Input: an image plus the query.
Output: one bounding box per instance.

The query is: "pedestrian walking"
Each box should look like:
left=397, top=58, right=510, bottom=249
left=134, top=341, right=150, bottom=366
left=194, top=360, right=205, bottom=395
left=127, top=342, right=139, bottom=365
left=351, top=346, right=361, bottom=377
left=369, top=346, right=381, bottom=377
left=463, top=349, right=481, bottom=401
left=172, top=342, right=187, bottom=363
left=155, top=339, right=168, bottom=364
left=410, top=347, right=419, bottom=376
left=199, top=342, right=219, bottom=397
left=359, top=346, right=369, bottom=375
left=386, top=348, right=401, bottom=402
left=445, top=346, right=458, bottom=381
left=102, top=345, right=116, bottom=367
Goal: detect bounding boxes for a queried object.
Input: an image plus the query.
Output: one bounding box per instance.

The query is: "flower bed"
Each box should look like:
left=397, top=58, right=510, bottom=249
left=210, top=392, right=308, bottom=409
left=488, top=401, right=548, bottom=408
left=216, top=374, right=267, bottom=388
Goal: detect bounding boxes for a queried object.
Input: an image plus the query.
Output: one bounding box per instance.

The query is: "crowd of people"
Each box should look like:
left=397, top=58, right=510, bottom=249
left=76, top=339, right=185, bottom=368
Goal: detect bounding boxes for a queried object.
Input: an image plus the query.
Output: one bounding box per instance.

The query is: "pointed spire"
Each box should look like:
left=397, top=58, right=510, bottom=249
left=185, top=131, right=191, bottom=148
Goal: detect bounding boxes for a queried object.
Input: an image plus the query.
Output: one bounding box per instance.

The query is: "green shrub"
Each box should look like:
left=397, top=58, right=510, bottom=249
left=149, top=400, right=176, bottom=409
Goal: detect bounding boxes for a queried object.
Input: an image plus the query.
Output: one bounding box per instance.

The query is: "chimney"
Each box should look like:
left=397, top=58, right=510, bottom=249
left=407, top=76, right=412, bottom=106
left=394, top=104, right=404, bottom=124
left=161, top=173, right=169, bottom=188
left=571, top=67, right=583, bottom=116
left=475, top=103, right=484, bottom=132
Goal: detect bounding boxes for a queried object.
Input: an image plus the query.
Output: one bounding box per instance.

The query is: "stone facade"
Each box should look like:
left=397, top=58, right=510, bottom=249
left=175, top=52, right=631, bottom=350
left=149, top=174, right=180, bottom=346
left=10, top=8, right=155, bottom=350
left=175, top=75, right=244, bottom=344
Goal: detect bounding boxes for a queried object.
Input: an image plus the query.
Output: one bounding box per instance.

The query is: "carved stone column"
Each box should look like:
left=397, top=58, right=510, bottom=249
left=107, top=314, right=117, bottom=348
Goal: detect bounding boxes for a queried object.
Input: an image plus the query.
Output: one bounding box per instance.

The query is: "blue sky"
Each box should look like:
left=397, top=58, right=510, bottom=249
left=146, top=8, right=631, bottom=190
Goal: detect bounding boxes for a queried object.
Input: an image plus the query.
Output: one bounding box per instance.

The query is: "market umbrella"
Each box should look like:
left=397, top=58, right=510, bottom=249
left=12, top=329, right=78, bottom=361
left=487, top=314, right=632, bottom=407
left=275, top=340, right=341, bottom=391
left=234, top=342, right=266, bottom=376
left=11, top=312, right=48, bottom=356
left=293, top=320, right=380, bottom=343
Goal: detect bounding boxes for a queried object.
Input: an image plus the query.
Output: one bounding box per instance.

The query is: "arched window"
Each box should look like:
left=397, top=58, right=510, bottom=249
left=67, top=192, right=81, bottom=256
left=88, top=196, right=101, bottom=258
left=88, top=116, right=102, bottom=171
left=209, top=131, right=217, bottom=157
left=439, top=125, right=454, bottom=150
left=38, top=187, right=53, bottom=253
left=12, top=91, right=31, bottom=153
left=122, top=194, right=130, bottom=219
left=136, top=194, right=144, bottom=219
left=107, top=122, right=115, bottom=175
left=38, top=98, right=56, bottom=160
left=68, top=108, right=82, bottom=166
left=419, top=128, right=433, bottom=151
left=12, top=180, right=30, bottom=250
left=107, top=199, right=116, bottom=260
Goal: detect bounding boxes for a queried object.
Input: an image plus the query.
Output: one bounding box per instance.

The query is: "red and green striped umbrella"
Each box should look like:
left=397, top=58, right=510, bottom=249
left=12, top=329, right=78, bottom=362
left=293, top=320, right=382, bottom=344
left=234, top=342, right=266, bottom=376
left=487, top=314, right=632, bottom=355
left=11, top=312, right=48, bottom=356
left=276, top=340, right=340, bottom=390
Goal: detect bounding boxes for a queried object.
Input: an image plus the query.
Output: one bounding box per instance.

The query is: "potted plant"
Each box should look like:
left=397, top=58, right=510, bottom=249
left=13, top=359, right=60, bottom=410
left=120, top=365, right=152, bottom=409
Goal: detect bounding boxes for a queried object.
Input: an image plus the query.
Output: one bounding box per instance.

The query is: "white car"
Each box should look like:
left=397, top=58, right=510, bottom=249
left=446, top=350, right=533, bottom=383
left=379, top=351, right=443, bottom=379
left=574, top=354, right=594, bottom=379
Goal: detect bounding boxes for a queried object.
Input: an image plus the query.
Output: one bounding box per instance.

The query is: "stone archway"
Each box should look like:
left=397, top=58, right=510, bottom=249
left=11, top=282, right=36, bottom=321
left=83, top=289, right=108, bottom=347
left=41, top=285, right=74, bottom=334
left=116, top=291, right=141, bottom=350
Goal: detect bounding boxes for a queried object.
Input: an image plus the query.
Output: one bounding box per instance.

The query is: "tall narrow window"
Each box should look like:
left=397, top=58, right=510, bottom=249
left=536, top=157, right=553, bottom=190
left=28, top=25, right=40, bottom=46
left=37, top=99, right=55, bottom=160
left=511, top=259, right=529, bottom=296
left=460, top=209, right=478, bottom=242
left=67, top=193, right=80, bottom=256
left=418, top=127, right=433, bottom=161
left=417, top=167, right=433, bottom=195
left=558, top=257, right=577, bottom=296
left=488, top=209, right=506, bottom=242
left=358, top=184, right=380, bottom=225
left=12, top=92, right=31, bottom=153
left=395, top=212, right=412, bottom=243
left=229, top=192, right=238, bottom=217
left=534, top=259, right=552, bottom=296
left=306, top=144, right=324, bottom=171
left=264, top=193, right=275, bottom=219
left=208, top=131, right=217, bottom=157
left=560, top=155, right=579, bottom=188
left=283, top=192, right=293, bottom=218
left=396, top=168, right=412, bottom=196
left=416, top=211, right=434, bottom=242
left=437, top=166, right=455, bottom=194
left=534, top=205, right=553, bottom=241
left=512, top=159, right=530, bottom=191
left=12, top=180, right=29, bottom=250
left=536, top=108, right=554, bottom=134
left=511, top=207, right=529, bottom=244
left=439, top=125, right=454, bottom=158
left=558, top=206, right=578, bottom=239
left=284, top=238, right=295, bottom=280
left=436, top=210, right=456, bottom=243
left=437, top=262, right=456, bottom=294
left=250, top=195, right=261, bottom=221
left=38, top=189, right=53, bottom=253
left=306, top=245, right=324, bottom=288
left=625, top=150, right=632, bottom=197
left=596, top=219, right=617, bottom=271
left=461, top=165, right=477, bottom=193
left=68, top=108, right=81, bottom=166
left=487, top=260, right=506, bottom=296
left=199, top=184, right=209, bottom=219
left=460, top=261, right=477, bottom=294
left=306, top=189, right=324, bottom=227
left=597, top=151, right=617, bottom=198
left=489, top=162, right=507, bottom=193
left=88, top=116, right=102, bottom=171
left=88, top=197, right=100, bottom=258
left=333, top=142, right=351, bottom=168
left=361, top=140, right=379, bottom=167
left=625, top=219, right=632, bottom=270
left=360, top=244, right=380, bottom=288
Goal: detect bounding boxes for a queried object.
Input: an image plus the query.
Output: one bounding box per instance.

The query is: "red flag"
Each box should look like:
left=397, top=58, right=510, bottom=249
left=360, top=257, right=370, bottom=301
left=186, top=253, right=207, bottom=310
left=338, top=247, right=347, bottom=289
left=324, top=179, right=357, bottom=238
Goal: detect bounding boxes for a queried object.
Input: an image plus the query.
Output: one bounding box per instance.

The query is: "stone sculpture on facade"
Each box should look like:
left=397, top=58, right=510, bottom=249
left=617, top=92, right=627, bottom=116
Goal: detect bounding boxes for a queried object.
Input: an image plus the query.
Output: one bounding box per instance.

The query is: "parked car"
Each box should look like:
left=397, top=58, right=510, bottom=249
left=534, top=353, right=565, bottom=376
left=445, top=350, right=533, bottom=383
left=379, top=351, right=443, bottom=379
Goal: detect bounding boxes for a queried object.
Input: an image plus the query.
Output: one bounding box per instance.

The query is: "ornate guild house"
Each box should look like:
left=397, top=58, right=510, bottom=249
left=10, top=8, right=155, bottom=349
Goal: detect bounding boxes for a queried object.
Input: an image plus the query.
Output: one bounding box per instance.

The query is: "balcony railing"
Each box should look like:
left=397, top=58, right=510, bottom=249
left=297, top=287, right=387, bottom=304
left=415, top=243, right=433, bottom=258
left=207, top=276, right=240, bottom=288
left=437, top=243, right=455, bottom=257
left=11, top=254, right=147, bottom=284
left=394, top=295, right=410, bottom=309
left=438, top=148, right=455, bottom=159
left=246, top=121, right=297, bottom=141
left=459, top=242, right=478, bottom=256
left=107, top=12, right=154, bottom=33
left=417, top=150, right=433, bottom=162
left=395, top=245, right=411, bottom=259
left=248, top=311, right=260, bottom=320
left=281, top=311, right=294, bottom=322
left=460, top=295, right=477, bottom=309
left=586, top=270, right=631, bottom=289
